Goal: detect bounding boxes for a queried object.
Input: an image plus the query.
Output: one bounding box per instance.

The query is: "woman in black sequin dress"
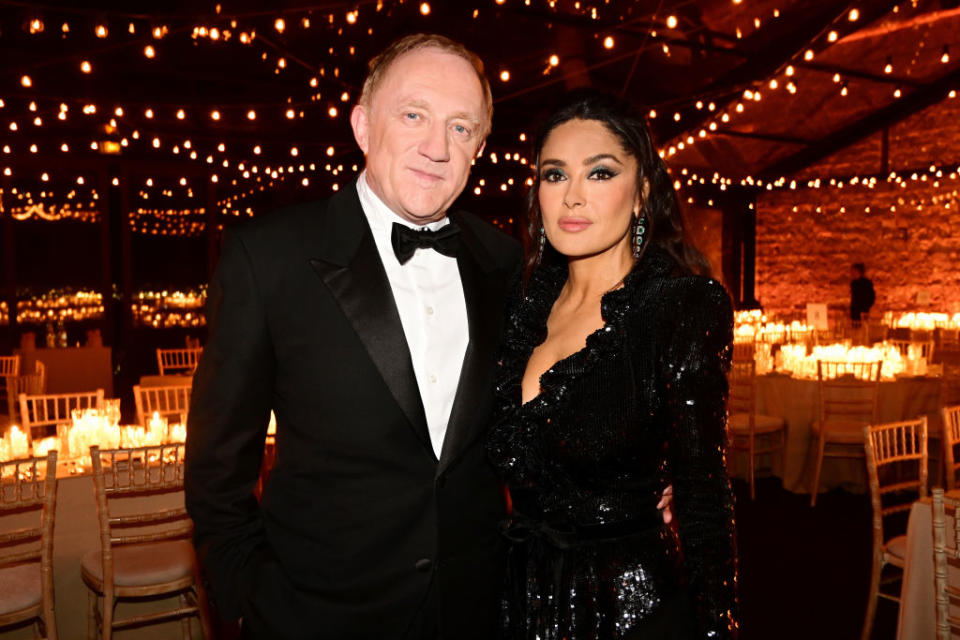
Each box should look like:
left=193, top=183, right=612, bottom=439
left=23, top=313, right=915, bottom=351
left=487, top=90, right=738, bottom=639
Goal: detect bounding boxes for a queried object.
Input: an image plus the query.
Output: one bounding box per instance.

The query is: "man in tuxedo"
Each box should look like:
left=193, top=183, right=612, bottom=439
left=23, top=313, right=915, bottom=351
left=185, top=34, right=520, bottom=639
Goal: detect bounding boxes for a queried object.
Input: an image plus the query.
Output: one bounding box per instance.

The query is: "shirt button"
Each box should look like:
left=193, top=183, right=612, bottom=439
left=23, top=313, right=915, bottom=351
left=426, top=306, right=435, bottom=316
left=428, top=373, right=437, bottom=384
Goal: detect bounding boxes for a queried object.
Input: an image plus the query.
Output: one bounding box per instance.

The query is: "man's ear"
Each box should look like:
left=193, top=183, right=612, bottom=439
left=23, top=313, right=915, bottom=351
left=350, top=104, right=369, bottom=154
left=475, top=139, right=486, bottom=159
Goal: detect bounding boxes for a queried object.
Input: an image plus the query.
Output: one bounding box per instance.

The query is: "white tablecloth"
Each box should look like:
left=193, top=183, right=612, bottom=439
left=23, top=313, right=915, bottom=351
left=897, top=494, right=960, bottom=639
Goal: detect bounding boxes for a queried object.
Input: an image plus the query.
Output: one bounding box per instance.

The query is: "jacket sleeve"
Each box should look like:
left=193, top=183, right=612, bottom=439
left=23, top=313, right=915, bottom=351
left=661, top=277, right=739, bottom=639
left=185, top=227, right=275, bottom=620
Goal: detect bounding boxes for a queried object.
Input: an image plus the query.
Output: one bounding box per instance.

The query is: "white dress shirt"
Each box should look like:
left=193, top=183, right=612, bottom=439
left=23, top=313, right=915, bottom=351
left=356, top=172, right=469, bottom=458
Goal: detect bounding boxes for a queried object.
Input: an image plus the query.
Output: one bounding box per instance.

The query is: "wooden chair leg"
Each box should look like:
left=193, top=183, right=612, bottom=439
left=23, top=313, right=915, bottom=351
left=780, top=430, right=787, bottom=487
left=194, top=579, right=214, bottom=639
left=861, top=555, right=883, bottom=640
left=87, top=591, right=97, bottom=640
left=101, top=592, right=114, bottom=640
left=811, top=433, right=826, bottom=507
left=748, top=434, right=756, bottom=500
left=179, top=594, right=192, bottom=638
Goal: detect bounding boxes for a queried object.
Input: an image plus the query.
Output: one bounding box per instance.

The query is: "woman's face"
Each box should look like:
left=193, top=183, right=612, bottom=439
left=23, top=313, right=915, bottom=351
left=538, top=118, right=642, bottom=262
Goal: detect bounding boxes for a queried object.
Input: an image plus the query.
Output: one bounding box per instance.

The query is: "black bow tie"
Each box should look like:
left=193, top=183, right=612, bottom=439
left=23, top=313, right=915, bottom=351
left=391, top=222, right=460, bottom=264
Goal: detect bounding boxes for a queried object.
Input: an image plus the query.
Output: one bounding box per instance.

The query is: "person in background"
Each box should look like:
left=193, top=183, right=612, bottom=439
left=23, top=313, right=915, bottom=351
left=850, top=262, right=876, bottom=323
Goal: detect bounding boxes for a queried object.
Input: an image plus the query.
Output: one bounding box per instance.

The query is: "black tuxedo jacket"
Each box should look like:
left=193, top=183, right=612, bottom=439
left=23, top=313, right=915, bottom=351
left=185, top=182, right=520, bottom=639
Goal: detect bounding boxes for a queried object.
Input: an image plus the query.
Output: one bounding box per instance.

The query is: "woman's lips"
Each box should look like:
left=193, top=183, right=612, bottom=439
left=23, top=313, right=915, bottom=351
left=557, top=218, right=591, bottom=232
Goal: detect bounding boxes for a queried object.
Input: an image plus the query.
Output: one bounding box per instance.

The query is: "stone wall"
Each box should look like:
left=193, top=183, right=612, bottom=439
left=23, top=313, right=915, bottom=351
left=755, top=96, right=960, bottom=316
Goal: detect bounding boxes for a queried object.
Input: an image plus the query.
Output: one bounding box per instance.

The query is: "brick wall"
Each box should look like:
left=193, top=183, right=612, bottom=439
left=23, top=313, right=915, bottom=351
left=756, top=96, right=960, bottom=316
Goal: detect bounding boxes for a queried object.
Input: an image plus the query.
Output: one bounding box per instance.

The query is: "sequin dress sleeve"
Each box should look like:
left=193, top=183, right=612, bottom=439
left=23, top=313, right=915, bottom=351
left=660, top=277, right=738, bottom=639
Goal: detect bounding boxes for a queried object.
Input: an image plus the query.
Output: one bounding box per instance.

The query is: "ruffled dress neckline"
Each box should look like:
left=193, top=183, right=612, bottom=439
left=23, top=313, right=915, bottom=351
left=507, top=246, right=676, bottom=415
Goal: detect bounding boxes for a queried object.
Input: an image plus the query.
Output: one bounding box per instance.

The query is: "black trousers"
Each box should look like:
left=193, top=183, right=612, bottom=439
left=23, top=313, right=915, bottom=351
left=239, top=579, right=441, bottom=640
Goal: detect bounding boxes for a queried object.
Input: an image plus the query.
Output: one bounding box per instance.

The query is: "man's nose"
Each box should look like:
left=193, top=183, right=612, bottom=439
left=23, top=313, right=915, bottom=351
left=418, top=121, right=450, bottom=162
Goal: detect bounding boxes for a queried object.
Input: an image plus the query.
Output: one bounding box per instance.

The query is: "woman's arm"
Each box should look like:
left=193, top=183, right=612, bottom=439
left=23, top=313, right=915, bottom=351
left=662, top=276, right=738, bottom=639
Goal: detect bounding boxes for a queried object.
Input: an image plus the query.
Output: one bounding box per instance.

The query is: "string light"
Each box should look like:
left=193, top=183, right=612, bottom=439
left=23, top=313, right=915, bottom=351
left=144, top=45, right=156, bottom=59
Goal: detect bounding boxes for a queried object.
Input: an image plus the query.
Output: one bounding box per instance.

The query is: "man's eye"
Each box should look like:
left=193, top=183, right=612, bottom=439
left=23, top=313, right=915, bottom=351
left=542, top=169, right=565, bottom=182
left=404, top=112, right=421, bottom=120
left=453, top=124, right=470, bottom=136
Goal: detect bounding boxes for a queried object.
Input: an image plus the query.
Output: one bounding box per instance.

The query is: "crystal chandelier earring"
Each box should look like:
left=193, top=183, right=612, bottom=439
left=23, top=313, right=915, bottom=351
left=632, top=213, right=646, bottom=258
left=535, top=225, right=546, bottom=265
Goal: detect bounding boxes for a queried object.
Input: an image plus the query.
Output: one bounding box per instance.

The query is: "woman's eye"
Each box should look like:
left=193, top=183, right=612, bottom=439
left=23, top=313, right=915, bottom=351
left=589, top=166, right=617, bottom=180
left=542, top=169, right=565, bottom=182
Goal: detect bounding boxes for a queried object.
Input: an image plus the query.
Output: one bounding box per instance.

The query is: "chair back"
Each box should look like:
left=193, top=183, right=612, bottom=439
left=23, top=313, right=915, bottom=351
left=0, top=451, right=58, bottom=635
left=817, top=360, right=881, bottom=425
left=155, top=348, right=202, bottom=376
left=941, top=328, right=960, bottom=351
left=933, top=488, right=960, bottom=640
left=728, top=360, right=756, bottom=418
left=5, top=362, right=48, bottom=422
left=89, top=444, right=191, bottom=559
left=865, top=322, right=888, bottom=345
left=0, top=355, right=20, bottom=377
left=864, top=417, right=928, bottom=510
left=18, top=390, right=105, bottom=443
left=944, top=405, right=960, bottom=491
left=732, top=342, right=755, bottom=364
left=132, top=384, right=192, bottom=428
left=943, top=361, right=960, bottom=408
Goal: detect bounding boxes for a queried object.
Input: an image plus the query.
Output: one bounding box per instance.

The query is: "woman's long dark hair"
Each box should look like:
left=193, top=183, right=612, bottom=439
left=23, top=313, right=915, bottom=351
left=523, top=88, right=710, bottom=284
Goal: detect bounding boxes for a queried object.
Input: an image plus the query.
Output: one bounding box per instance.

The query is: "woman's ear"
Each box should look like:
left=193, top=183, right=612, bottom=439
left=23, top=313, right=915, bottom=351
left=636, top=178, right=651, bottom=214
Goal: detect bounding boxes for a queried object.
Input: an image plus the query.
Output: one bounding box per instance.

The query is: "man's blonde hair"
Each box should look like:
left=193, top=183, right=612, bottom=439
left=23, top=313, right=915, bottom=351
left=358, top=33, right=493, bottom=141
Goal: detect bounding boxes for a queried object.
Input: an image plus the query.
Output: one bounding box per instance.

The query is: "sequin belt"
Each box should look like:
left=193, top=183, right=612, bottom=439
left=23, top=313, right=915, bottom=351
left=499, top=512, right=662, bottom=550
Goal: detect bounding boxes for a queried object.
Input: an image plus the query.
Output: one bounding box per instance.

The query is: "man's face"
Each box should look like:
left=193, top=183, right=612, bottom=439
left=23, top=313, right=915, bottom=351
left=350, top=47, right=487, bottom=225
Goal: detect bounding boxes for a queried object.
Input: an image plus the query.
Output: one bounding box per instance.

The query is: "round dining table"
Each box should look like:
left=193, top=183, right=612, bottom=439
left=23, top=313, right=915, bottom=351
left=727, top=373, right=943, bottom=495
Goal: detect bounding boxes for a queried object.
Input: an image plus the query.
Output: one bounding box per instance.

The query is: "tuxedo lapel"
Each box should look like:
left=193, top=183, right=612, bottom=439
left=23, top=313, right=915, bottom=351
left=306, top=184, right=432, bottom=456
left=438, top=213, right=504, bottom=474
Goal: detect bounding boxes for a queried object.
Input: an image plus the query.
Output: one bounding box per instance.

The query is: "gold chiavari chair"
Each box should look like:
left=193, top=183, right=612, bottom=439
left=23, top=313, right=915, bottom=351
left=156, top=348, right=202, bottom=376
left=727, top=360, right=786, bottom=499
left=862, top=418, right=928, bottom=640
left=82, top=444, right=211, bottom=640
left=933, top=488, right=960, bottom=640
left=944, top=405, right=960, bottom=491
left=4, top=362, right=47, bottom=423
left=132, top=384, right=192, bottom=428
left=0, top=451, right=58, bottom=639
left=18, top=390, right=104, bottom=444
left=810, top=360, right=882, bottom=507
